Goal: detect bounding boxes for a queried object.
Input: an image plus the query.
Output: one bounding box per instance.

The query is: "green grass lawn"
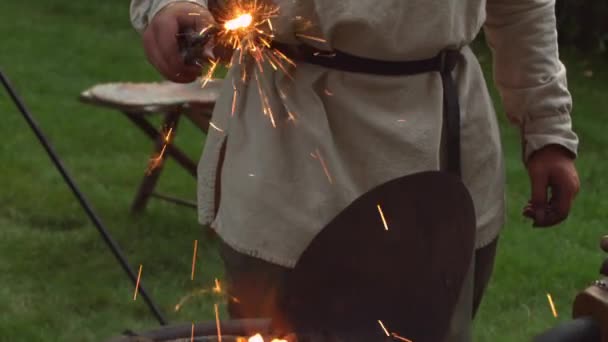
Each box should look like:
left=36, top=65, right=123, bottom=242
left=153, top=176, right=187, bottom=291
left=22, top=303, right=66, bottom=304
left=1, top=1, right=607, bottom=341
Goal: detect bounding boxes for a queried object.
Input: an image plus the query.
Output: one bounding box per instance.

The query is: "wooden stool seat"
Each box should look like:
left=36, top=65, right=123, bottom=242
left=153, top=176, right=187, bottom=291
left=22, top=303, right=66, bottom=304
left=80, top=80, right=221, bottom=112
left=79, top=79, right=223, bottom=213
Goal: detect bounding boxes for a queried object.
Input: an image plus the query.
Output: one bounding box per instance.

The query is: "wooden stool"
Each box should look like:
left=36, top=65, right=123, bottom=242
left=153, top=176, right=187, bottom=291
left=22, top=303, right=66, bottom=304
left=79, top=80, right=222, bottom=214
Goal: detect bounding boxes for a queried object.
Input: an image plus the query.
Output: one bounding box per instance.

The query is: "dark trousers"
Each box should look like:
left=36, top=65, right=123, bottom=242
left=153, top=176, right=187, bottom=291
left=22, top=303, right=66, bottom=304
left=219, top=237, right=499, bottom=320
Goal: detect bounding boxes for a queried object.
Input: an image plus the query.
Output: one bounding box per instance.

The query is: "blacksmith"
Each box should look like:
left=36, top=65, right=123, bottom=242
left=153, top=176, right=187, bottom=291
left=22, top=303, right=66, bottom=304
left=130, top=0, right=580, bottom=340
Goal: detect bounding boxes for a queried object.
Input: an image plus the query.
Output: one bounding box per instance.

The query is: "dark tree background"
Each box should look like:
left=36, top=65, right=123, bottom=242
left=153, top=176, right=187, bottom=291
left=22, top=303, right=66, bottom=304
left=556, top=0, right=608, bottom=55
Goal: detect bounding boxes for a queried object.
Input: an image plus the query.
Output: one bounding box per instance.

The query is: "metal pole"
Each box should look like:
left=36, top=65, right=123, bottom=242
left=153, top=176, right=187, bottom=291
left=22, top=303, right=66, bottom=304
left=0, top=69, right=168, bottom=326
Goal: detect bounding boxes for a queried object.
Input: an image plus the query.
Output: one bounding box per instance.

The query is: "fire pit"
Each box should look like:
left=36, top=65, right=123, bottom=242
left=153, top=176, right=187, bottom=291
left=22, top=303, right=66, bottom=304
left=105, top=172, right=478, bottom=342
left=104, top=319, right=406, bottom=342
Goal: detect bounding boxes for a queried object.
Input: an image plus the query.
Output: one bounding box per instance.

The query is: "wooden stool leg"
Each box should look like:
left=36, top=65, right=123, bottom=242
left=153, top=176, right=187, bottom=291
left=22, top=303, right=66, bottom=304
left=131, top=111, right=181, bottom=214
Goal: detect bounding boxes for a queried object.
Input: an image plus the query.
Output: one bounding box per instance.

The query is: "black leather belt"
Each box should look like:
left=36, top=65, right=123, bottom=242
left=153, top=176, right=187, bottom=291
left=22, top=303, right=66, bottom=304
left=271, top=42, right=463, bottom=178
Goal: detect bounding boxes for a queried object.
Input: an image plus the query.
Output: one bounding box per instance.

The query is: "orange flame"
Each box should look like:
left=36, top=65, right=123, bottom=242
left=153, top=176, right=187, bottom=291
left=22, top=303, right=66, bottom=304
left=246, top=334, right=287, bottom=342
left=248, top=334, right=264, bottom=342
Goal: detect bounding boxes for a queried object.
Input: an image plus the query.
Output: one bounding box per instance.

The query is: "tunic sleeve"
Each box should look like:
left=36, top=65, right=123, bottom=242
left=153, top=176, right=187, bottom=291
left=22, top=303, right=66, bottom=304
left=483, top=0, right=578, bottom=162
left=130, top=0, right=208, bottom=34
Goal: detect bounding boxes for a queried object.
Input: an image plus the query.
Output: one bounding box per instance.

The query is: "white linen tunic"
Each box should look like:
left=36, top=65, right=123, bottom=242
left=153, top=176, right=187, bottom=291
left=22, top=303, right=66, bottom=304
left=131, top=0, right=578, bottom=268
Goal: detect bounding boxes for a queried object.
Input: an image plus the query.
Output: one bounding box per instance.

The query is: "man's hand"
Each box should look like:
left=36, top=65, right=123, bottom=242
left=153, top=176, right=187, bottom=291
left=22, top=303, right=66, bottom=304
left=523, top=144, right=580, bottom=227
left=142, top=3, right=216, bottom=83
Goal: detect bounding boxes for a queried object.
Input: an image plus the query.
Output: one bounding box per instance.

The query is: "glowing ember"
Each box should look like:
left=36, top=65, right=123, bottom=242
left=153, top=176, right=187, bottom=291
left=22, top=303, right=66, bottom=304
left=391, top=333, right=413, bottom=342
left=174, top=288, right=208, bottom=312
left=215, top=303, right=222, bottom=342
left=224, top=13, right=253, bottom=31
left=378, top=320, right=390, bottom=336
left=191, top=240, right=198, bottom=281
left=146, top=126, right=174, bottom=175
left=546, top=293, right=558, bottom=317
left=213, top=278, right=222, bottom=293
left=294, top=33, right=327, bottom=43
left=312, top=148, right=333, bottom=184
left=231, top=81, right=238, bottom=116
left=173, top=278, right=229, bottom=312
left=133, top=264, right=143, bottom=301
left=379, top=320, right=413, bottom=342
left=377, top=204, right=389, bottom=231
left=209, top=121, right=224, bottom=132
left=202, top=59, right=220, bottom=88
left=193, top=1, right=302, bottom=127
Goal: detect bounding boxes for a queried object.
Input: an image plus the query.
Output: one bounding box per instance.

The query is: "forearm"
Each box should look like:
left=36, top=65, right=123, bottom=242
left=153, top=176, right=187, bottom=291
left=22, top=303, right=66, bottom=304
left=483, top=0, right=578, bottom=162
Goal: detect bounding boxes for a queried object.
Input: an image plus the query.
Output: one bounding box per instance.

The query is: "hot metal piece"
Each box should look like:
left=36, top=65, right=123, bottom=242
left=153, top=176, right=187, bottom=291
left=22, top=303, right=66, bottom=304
left=178, top=27, right=220, bottom=65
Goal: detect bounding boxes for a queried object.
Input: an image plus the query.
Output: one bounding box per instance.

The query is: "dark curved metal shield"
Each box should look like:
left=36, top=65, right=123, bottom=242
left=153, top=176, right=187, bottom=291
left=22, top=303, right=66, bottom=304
left=280, top=171, right=477, bottom=341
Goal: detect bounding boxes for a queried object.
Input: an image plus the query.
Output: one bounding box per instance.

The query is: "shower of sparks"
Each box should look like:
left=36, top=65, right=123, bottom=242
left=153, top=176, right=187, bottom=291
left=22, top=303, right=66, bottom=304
left=190, top=0, right=328, bottom=128
left=254, top=70, right=277, bottom=128
left=214, top=303, right=222, bottom=342
left=547, top=293, right=558, bottom=317
left=377, top=204, right=389, bottom=231
left=212, top=0, right=289, bottom=71
left=191, top=240, right=198, bottom=281
left=378, top=320, right=390, bottom=336
left=146, top=126, right=174, bottom=175
left=191, top=322, right=195, bottom=342
left=391, top=333, right=413, bottom=342
left=311, top=149, right=333, bottom=184
left=133, top=264, right=143, bottom=301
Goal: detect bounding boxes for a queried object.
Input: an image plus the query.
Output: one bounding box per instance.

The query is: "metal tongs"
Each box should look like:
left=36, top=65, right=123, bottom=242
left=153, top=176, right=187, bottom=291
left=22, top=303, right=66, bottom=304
left=177, top=26, right=220, bottom=65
